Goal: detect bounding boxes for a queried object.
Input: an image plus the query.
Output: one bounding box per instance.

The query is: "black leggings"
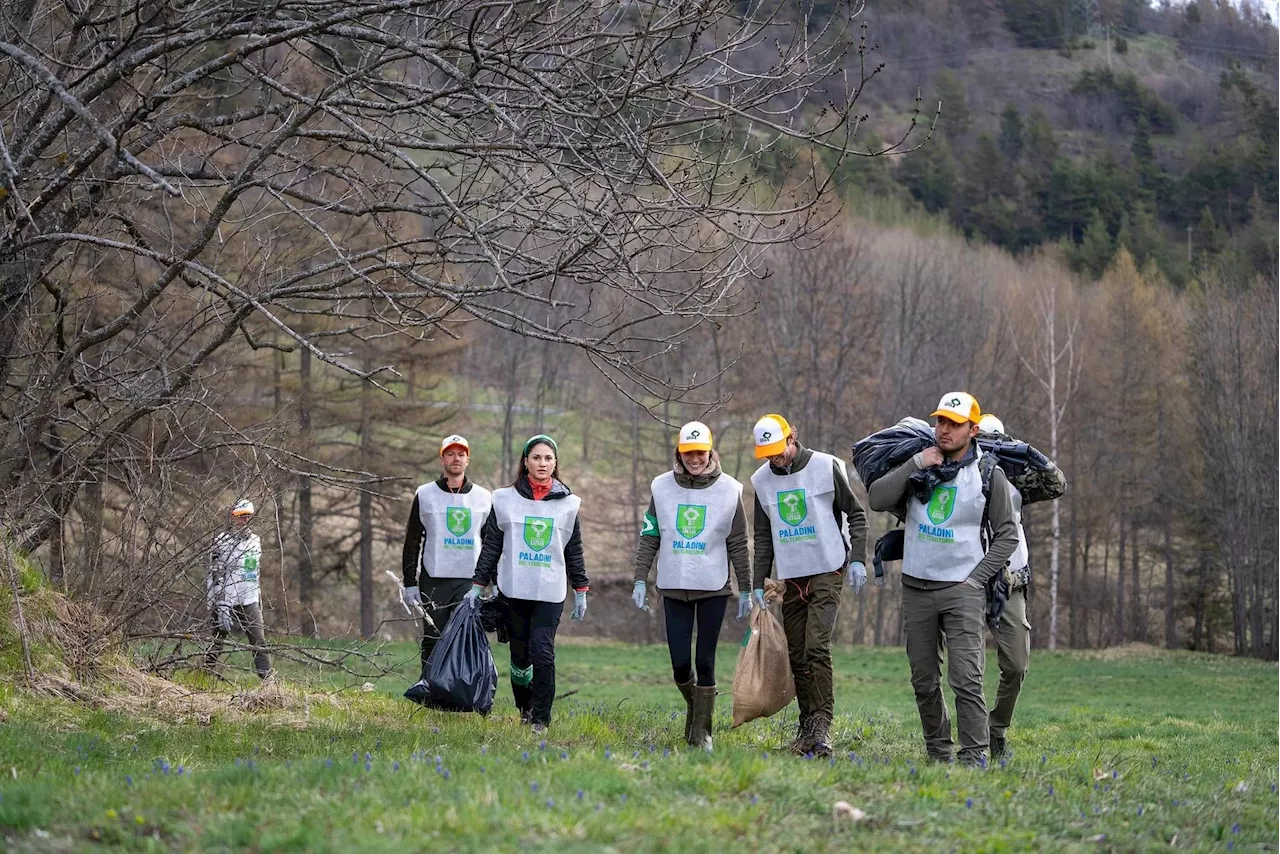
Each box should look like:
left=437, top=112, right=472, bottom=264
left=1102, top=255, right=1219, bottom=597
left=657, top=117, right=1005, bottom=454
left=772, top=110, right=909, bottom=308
left=663, top=595, right=728, bottom=687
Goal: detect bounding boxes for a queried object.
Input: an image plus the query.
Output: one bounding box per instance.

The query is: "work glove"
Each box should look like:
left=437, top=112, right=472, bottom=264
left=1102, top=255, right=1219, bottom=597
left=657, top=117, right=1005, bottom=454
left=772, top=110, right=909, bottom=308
left=570, top=590, right=587, bottom=622
left=463, top=584, right=483, bottom=605
left=752, top=588, right=767, bottom=610
left=736, top=591, right=752, bottom=621
left=631, top=580, right=650, bottom=611
left=401, top=585, right=420, bottom=609
left=846, top=561, right=867, bottom=595
left=215, top=604, right=233, bottom=633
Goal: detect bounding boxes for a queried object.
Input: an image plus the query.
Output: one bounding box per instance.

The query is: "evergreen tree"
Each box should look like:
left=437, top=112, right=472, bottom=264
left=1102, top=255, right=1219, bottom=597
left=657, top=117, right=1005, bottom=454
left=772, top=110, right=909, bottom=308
left=999, top=103, right=1026, bottom=161
left=1073, top=210, right=1115, bottom=278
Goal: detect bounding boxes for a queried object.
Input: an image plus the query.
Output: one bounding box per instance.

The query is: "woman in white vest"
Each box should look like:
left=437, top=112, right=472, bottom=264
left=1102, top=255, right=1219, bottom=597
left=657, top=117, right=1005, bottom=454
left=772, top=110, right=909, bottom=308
left=631, top=421, right=751, bottom=750
left=466, top=434, right=588, bottom=733
left=750, top=413, right=869, bottom=758
left=401, top=434, right=493, bottom=678
left=204, top=499, right=272, bottom=679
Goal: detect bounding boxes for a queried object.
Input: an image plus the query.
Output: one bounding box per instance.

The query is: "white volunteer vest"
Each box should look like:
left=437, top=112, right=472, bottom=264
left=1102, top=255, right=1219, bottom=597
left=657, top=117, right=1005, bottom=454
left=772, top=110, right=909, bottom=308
left=416, top=482, right=493, bottom=579
left=902, top=453, right=987, bottom=582
left=213, top=531, right=262, bottom=606
left=491, top=488, right=582, bottom=603
left=751, top=452, right=847, bottom=580
left=1008, top=484, right=1029, bottom=574
left=651, top=471, right=742, bottom=591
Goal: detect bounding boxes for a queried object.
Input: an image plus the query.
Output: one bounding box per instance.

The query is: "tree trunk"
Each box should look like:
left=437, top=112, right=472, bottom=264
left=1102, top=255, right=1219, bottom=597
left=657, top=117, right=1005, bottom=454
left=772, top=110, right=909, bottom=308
left=81, top=477, right=104, bottom=597
left=297, top=347, right=317, bottom=638
left=1114, top=516, right=1126, bottom=645
left=359, top=356, right=375, bottom=640
left=1163, top=517, right=1177, bottom=649
left=1130, top=522, right=1143, bottom=642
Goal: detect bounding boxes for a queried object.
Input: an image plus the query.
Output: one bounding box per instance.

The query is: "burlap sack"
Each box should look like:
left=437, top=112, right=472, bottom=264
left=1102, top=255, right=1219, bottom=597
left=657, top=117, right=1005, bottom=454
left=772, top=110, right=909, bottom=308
left=731, top=598, right=796, bottom=728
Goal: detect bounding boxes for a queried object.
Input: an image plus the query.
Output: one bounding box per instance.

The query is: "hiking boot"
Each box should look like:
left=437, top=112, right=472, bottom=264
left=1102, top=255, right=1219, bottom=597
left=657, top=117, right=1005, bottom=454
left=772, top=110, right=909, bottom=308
left=531, top=723, right=548, bottom=735
left=675, top=676, right=696, bottom=743
left=958, top=750, right=987, bottom=769
left=808, top=716, right=833, bottom=758
left=989, top=731, right=1008, bottom=758
left=789, top=714, right=816, bottom=756
left=512, top=681, right=533, bottom=724
left=689, top=685, right=716, bottom=751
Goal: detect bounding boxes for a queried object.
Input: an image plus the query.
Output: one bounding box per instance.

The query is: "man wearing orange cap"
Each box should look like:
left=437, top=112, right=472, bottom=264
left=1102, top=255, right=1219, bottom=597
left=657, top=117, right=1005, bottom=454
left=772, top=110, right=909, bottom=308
left=401, top=434, right=493, bottom=676
left=750, top=413, right=868, bottom=758
left=868, top=393, right=1019, bottom=767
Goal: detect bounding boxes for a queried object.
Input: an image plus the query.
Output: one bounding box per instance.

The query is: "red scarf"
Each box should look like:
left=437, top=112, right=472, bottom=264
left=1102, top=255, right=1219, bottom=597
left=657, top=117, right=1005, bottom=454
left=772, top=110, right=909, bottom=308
left=529, top=479, right=552, bottom=501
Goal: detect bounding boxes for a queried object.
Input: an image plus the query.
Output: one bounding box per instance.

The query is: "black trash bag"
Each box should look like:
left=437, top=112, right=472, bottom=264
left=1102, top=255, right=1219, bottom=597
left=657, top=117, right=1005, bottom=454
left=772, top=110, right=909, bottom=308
left=977, top=432, right=1067, bottom=505
left=851, top=417, right=936, bottom=489
left=404, top=599, right=498, bottom=714
left=872, top=529, right=905, bottom=583
left=478, top=596, right=510, bottom=644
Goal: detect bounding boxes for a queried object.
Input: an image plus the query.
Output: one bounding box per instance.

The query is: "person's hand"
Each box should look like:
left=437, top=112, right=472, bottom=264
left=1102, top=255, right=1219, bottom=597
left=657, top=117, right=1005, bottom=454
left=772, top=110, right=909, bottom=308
left=463, top=584, right=483, bottom=605
left=215, top=604, right=233, bottom=632
left=752, top=588, right=767, bottom=610
left=631, top=580, right=649, bottom=611
left=401, top=585, right=420, bottom=608
left=571, top=590, right=587, bottom=621
left=846, top=561, right=867, bottom=595
left=736, top=591, right=752, bottom=620
left=919, top=447, right=944, bottom=468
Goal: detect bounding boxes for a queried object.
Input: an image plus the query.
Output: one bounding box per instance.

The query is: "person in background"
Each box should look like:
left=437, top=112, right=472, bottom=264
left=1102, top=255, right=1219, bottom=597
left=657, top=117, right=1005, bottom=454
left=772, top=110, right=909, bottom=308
left=205, top=499, right=272, bottom=679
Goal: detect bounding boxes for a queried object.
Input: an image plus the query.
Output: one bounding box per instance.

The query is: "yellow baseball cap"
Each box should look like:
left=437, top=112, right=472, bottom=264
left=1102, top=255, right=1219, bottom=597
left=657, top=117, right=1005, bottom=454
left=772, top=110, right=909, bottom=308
left=753, top=414, right=792, bottom=459
left=931, top=393, right=981, bottom=425
left=677, top=421, right=713, bottom=453
left=440, top=434, right=470, bottom=455
left=978, top=413, right=1005, bottom=434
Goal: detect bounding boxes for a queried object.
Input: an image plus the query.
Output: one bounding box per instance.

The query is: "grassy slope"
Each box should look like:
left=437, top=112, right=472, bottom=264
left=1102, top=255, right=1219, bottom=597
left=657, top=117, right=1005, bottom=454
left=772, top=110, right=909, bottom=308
left=0, top=640, right=1275, bottom=852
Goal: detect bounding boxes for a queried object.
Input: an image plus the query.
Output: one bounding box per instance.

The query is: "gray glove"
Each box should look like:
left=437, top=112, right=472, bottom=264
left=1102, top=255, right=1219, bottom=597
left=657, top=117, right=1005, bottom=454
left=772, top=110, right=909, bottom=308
left=846, top=561, right=867, bottom=595
left=401, top=585, right=420, bottom=608
left=631, top=580, right=649, bottom=611
left=463, top=584, right=483, bottom=603
left=736, top=591, right=752, bottom=621
left=571, top=590, right=587, bottom=622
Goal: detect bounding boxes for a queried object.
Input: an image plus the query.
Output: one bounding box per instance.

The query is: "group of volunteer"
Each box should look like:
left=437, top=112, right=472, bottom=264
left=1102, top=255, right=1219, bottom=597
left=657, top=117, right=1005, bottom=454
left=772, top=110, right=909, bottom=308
left=205, top=389, right=1063, bottom=765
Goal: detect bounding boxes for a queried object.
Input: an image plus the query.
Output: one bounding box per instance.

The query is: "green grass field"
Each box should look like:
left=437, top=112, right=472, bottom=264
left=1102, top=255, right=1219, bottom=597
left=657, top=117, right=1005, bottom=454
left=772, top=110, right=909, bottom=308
left=0, top=640, right=1275, bottom=852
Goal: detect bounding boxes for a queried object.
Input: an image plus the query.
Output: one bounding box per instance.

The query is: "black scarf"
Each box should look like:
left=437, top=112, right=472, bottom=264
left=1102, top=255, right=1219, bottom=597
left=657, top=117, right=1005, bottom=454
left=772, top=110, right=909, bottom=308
left=907, top=441, right=977, bottom=504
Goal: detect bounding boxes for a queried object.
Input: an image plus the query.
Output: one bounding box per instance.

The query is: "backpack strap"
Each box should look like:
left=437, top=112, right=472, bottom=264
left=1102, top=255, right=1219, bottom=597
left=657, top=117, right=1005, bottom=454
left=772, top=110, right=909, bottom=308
left=977, top=453, right=998, bottom=551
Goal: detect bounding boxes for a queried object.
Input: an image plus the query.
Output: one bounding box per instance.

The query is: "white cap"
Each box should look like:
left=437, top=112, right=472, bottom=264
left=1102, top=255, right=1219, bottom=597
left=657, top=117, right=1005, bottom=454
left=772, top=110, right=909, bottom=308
left=931, top=392, right=981, bottom=425
left=978, top=414, right=1005, bottom=435
left=753, top=413, right=792, bottom=459
left=440, top=434, right=470, bottom=455
left=677, top=421, right=713, bottom=452
left=231, top=499, right=255, bottom=517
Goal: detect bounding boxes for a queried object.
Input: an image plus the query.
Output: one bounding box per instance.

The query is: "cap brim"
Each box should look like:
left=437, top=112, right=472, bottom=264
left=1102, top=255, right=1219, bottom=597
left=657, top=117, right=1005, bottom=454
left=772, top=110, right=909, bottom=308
left=440, top=443, right=469, bottom=454
left=754, top=440, right=787, bottom=458
left=677, top=441, right=713, bottom=453
left=930, top=409, right=970, bottom=424
left=231, top=510, right=254, bottom=517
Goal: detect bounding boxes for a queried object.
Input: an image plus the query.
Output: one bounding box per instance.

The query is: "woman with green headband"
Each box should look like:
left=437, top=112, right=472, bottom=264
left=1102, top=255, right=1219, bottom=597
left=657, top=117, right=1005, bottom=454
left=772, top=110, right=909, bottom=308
left=467, top=434, right=588, bottom=732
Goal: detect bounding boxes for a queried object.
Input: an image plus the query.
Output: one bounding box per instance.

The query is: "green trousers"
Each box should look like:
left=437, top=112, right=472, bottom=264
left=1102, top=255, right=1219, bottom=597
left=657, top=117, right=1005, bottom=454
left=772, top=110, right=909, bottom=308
left=780, top=570, right=843, bottom=723
left=902, top=579, right=988, bottom=762
left=990, top=586, right=1030, bottom=738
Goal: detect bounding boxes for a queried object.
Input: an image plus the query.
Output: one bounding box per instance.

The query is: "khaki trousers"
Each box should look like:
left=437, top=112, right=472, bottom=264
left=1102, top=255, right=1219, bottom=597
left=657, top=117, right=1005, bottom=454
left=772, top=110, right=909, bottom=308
left=990, top=586, right=1030, bottom=737
left=902, top=580, right=988, bottom=762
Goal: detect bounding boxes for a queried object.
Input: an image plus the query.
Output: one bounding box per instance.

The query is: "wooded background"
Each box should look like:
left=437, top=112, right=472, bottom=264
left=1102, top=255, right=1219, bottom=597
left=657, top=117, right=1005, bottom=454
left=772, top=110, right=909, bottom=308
left=2, top=0, right=1274, bottom=660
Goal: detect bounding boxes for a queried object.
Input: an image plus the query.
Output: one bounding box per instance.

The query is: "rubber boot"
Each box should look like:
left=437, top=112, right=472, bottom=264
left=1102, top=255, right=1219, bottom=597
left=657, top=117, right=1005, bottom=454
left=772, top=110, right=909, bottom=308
left=689, top=685, right=716, bottom=751
left=675, top=676, right=696, bottom=742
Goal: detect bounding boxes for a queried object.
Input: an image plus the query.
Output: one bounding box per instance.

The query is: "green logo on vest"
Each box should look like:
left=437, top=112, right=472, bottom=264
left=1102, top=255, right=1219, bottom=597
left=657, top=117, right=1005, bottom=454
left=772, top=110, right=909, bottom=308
left=243, top=555, right=258, bottom=572
left=523, top=516, right=554, bottom=551
left=928, top=486, right=957, bottom=525
left=676, top=504, right=706, bottom=540
left=778, top=489, right=808, bottom=526
left=446, top=506, right=471, bottom=537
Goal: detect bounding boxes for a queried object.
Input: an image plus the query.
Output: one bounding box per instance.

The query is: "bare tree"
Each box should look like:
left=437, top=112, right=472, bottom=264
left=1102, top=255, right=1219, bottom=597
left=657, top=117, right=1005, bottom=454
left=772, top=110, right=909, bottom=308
left=1006, top=255, right=1083, bottom=650
left=1, top=0, right=924, bottom=561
